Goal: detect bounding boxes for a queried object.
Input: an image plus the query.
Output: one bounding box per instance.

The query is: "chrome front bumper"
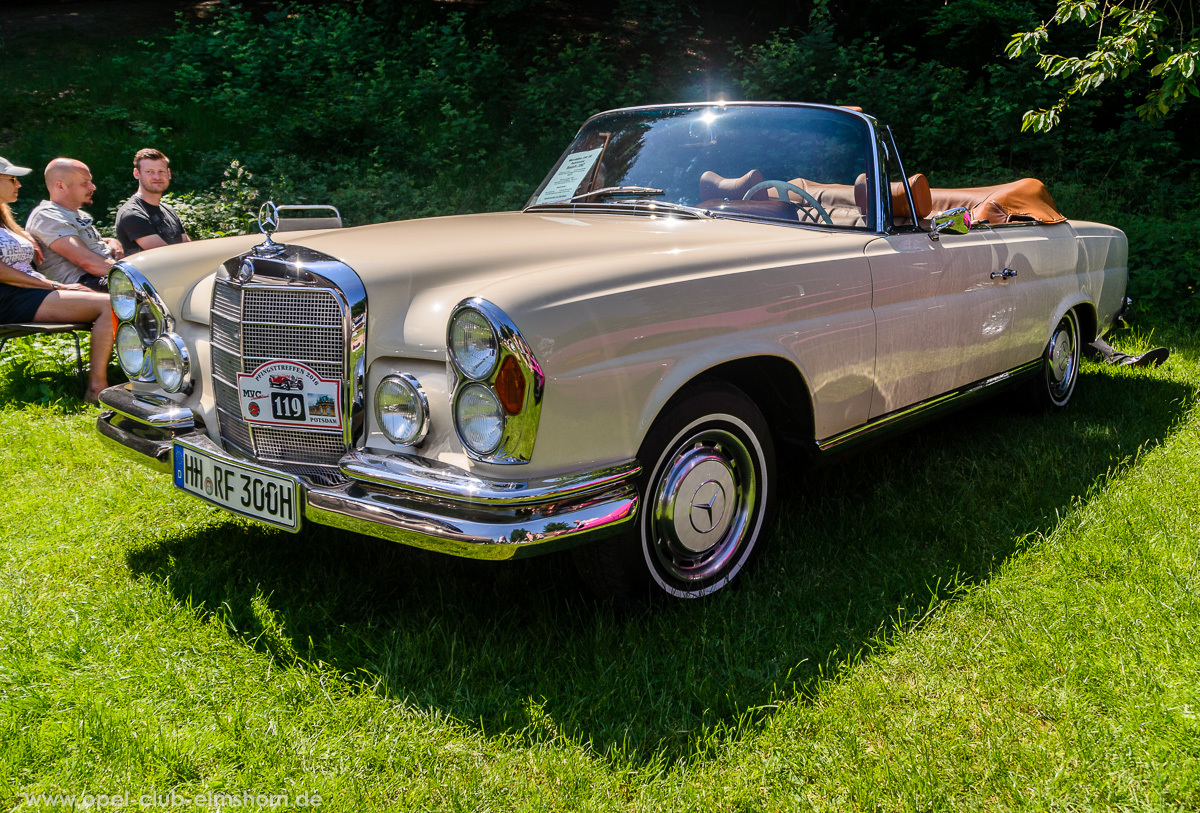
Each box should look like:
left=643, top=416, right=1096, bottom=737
left=96, top=384, right=640, bottom=559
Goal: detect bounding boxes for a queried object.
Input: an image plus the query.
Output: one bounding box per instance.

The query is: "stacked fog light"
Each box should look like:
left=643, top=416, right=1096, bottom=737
left=108, top=265, right=191, bottom=393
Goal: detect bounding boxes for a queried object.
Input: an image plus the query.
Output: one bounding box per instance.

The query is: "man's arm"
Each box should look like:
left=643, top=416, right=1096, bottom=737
left=47, top=235, right=115, bottom=277
left=134, top=234, right=170, bottom=250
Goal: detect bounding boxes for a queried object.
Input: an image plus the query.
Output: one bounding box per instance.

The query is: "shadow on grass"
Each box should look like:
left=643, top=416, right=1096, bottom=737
left=125, top=367, right=1193, bottom=766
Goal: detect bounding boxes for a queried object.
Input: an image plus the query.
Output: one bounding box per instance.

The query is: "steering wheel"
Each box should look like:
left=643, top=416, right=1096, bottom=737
left=743, top=180, right=834, bottom=225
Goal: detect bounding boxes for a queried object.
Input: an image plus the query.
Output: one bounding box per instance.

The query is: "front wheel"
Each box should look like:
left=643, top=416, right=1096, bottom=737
left=573, top=382, right=777, bottom=601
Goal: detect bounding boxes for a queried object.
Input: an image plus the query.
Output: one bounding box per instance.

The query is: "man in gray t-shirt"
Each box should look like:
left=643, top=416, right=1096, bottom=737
left=25, top=158, right=124, bottom=289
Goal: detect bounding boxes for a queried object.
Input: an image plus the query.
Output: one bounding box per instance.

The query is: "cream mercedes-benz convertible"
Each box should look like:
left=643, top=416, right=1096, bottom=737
left=96, top=102, right=1128, bottom=600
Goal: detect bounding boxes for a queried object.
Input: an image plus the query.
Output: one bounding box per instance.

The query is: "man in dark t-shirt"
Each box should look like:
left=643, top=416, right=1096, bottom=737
left=114, top=148, right=190, bottom=256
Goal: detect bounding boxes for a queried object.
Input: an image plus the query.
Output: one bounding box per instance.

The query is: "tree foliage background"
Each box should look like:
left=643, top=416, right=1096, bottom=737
left=4, top=0, right=1198, bottom=320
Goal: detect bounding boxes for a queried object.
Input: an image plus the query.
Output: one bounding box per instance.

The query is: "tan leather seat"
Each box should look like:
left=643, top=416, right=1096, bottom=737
left=699, top=169, right=767, bottom=201
left=891, top=174, right=933, bottom=220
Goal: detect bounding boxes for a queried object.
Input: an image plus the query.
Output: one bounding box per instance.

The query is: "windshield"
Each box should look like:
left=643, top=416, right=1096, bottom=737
left=527, top=105, right=876, bottom=230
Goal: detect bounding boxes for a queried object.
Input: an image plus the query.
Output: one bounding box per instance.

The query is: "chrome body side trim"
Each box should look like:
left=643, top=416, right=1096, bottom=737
left=815, top=359, right=1041, bottom=453
left=94, top=383, right=639, bottom=558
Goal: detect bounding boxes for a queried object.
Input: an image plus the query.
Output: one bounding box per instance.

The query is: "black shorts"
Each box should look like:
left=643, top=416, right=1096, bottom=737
left=0, top=282, right=52, bottom=323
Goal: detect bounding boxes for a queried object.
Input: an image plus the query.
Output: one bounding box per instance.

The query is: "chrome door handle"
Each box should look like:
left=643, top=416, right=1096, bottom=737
left=990, top=268, right=1017, bottom=279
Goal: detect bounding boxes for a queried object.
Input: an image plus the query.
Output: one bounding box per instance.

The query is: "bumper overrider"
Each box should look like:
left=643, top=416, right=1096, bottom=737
left=97, top=384, right=640, bottom=559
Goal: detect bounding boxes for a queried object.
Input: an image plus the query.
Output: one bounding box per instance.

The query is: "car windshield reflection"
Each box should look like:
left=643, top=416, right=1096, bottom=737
left=525, top=104, right=875, bottom=229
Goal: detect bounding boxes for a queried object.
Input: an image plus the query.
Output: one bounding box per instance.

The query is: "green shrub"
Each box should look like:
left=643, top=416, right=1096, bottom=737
left=1124, top=215, right=1200, bottom=324
left=131, top=3, right=673, bottom=223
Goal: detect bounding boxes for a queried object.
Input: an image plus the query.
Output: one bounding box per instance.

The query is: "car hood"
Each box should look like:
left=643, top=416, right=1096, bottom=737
left=280, top=210, right=872, bottom=361
left=127, top=210, right=872, bottom=365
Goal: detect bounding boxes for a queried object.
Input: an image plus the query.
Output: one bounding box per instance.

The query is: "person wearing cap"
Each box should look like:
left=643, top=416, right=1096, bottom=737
left=0, top=156, right=115, bottom=403
left=24, top=157, right=124, bottom=291
left=114, top=148, right=190, bottom=257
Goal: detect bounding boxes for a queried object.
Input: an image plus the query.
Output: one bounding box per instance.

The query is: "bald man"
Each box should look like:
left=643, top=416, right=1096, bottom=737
left=25, top=158, right=124, bottom=290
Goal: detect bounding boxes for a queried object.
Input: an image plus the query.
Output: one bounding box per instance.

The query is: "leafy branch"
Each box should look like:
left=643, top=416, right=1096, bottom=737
left=1007, top=0, right=1198, bottom=131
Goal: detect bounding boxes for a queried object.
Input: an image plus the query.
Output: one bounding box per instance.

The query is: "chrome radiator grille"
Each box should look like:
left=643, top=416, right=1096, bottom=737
left=211, top=280, right=348, bottom=466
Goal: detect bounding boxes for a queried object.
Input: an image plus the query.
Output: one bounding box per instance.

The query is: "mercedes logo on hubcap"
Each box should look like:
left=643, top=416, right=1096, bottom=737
left=688, top=479, right=727, bottom=534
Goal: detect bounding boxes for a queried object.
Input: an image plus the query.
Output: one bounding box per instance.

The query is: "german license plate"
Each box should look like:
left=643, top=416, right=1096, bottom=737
left=172, top=441, right=301, bottom=531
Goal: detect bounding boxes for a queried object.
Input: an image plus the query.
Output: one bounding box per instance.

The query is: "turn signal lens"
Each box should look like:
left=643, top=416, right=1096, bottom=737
left=494, top=355, right=526, bottom=414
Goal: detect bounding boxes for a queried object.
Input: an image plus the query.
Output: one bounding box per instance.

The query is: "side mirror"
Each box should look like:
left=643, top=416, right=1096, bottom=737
left=929, top=207, right=971, bottom=241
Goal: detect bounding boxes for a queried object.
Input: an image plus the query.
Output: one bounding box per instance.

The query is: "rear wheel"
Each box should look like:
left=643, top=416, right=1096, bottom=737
left=573, top=381, right=776, bottom=601
left=1020, top=309, right=1080, bottom=411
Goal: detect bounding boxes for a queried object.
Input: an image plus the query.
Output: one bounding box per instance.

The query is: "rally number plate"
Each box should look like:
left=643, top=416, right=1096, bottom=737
left=173, top=441, right=301, bottom=531
left=237, top=360, right=343, bottom=431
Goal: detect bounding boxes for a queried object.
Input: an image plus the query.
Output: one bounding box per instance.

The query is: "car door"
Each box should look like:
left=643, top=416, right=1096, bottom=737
left=864, top=229, right=1025, bottom=418
left=986, top=222, right=1085, bottom=364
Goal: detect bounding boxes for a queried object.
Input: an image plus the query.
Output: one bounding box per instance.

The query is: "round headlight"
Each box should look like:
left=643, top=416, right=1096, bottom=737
left=375, top=374, right=428, bottom=446
left=454, top=383, right=504, bottom=454
left=134, top=300, right=161, bottom=345
left=109, top=268, right=138, bottom=322
left=151, top=334, right=190, bottom=393
left=116, top=322, right=147, bottom=376
left=449, top=308, right=498, bottom=380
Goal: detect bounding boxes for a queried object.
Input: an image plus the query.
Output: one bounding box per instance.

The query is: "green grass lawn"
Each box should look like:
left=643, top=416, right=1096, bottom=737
left=0, top=324, right=1197, bottom=811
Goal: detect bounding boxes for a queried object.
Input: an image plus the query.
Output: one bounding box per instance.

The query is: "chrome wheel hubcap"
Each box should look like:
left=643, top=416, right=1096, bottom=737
left=648, top=428, right=755, bottom=583
left=1046, top=313, right=1078, bottom=402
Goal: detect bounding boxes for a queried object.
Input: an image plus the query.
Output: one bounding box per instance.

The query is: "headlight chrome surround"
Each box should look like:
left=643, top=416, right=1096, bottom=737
left=151, top=333, right=192, bottom=393
left=108, top=263, right=175, bottom=384
left=374, top=373, right=429, bottom=447
left=446, top=299, right=544, bottom=464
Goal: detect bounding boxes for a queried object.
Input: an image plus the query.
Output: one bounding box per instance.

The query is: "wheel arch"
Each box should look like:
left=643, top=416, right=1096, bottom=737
left=643, top=355, right=815, bottom=454
left=1050, top=295, right=1098, bottom=345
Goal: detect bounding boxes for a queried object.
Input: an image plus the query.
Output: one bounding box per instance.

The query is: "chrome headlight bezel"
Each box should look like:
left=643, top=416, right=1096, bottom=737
left=374, top=373, right=429, bottom=447
left=446, top=299, right=544, bottom=464
left=108, top=263, right=175, bottom=384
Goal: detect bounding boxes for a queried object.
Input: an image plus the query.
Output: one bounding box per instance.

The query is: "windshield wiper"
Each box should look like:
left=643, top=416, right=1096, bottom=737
left=555, top=186, right=665, bottom=203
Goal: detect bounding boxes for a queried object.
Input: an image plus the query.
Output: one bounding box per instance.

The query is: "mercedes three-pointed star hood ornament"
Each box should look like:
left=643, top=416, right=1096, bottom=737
left=252, top=201, right=286, bottom=257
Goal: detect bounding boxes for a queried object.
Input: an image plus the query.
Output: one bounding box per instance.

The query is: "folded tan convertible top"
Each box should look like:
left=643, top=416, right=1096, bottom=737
left=928, top=178, right=1066, bottom=225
